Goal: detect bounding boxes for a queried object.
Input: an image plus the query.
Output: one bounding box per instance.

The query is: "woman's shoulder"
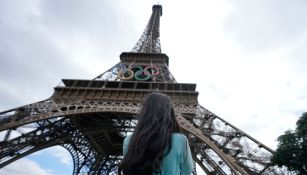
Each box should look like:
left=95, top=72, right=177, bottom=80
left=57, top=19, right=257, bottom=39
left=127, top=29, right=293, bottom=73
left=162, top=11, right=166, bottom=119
left=173, top=133, right=188, bottom=143
left=123, top=134, right=133, bottom=145
left=125, top=134, right=132, bottom=139
left=173, top=133, right=187, bottom=138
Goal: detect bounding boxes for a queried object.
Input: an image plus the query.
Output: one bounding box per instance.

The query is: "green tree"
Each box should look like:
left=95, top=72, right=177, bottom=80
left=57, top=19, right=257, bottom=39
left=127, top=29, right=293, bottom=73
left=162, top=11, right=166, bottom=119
left=271, top=112, right=307, bottom=174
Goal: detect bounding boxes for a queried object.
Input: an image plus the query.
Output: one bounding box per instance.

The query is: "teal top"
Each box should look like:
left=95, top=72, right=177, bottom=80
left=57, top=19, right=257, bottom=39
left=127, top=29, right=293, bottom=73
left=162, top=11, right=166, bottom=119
left=123, top=133, right=193, bottom=175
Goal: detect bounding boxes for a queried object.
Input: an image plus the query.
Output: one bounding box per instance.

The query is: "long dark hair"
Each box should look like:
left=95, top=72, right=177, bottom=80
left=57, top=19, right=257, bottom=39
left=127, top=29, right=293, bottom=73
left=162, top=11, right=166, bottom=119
left=119, top=92, right=180, bottom=175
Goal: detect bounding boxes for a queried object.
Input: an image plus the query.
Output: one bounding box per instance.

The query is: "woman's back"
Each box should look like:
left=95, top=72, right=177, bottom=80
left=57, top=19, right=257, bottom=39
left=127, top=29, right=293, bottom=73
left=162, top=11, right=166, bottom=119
left=119, top=93, right=193, bottom=175
left=123, top=133, right=193, bottom=175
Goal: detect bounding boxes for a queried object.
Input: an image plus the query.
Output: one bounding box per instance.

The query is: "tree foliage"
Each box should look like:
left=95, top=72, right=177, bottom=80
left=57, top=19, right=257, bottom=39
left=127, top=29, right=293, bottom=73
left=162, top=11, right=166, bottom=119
left=271, top=112, right=307, bottom=174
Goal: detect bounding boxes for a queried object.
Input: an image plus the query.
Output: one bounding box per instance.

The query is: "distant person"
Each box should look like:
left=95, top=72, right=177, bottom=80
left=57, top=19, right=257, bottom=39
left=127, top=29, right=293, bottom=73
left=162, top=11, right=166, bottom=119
left=119, top=92, right=193, bottom=175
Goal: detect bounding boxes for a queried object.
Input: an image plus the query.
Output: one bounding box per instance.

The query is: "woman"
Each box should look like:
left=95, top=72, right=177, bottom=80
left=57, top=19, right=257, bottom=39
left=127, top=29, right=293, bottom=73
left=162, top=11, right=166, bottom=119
left=119, top=92, right=193, bottom=175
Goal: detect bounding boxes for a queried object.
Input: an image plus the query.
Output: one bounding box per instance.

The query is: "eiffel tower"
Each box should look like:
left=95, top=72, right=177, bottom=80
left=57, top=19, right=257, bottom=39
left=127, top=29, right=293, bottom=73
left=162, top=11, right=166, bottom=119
left=0, top=5, right=284, bottom=175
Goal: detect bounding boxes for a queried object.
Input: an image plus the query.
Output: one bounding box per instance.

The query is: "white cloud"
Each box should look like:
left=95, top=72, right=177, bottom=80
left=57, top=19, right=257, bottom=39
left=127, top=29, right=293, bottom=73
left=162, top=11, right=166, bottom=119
left=223, top=0, right=307, bottom=52
left=46, top=146, right=72, bottom=166
left=0, top=158, right=54, bottom=175
left=159, top=0, right=307, bottom=150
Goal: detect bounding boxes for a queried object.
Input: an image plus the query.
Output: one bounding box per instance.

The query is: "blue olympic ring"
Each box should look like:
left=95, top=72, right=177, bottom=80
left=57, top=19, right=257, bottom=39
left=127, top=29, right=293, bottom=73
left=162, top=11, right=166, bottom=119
left=112, top=64, right=128, bottom=75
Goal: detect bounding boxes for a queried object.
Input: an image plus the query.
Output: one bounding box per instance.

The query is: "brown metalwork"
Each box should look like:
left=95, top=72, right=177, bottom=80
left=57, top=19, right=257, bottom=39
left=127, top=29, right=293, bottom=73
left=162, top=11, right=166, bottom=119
left=0, top=4, right=287, bottom=175
left=132, top=5, right=162, bottom=53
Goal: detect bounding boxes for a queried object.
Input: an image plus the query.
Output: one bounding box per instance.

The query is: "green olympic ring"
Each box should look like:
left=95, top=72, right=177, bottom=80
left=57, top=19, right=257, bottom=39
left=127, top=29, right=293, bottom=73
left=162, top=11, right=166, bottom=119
left=133, top=66, right=151, bottom=81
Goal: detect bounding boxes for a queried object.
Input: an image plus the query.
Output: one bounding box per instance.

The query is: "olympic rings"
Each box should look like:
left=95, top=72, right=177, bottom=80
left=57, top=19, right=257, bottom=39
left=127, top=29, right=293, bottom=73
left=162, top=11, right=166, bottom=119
left=131, top=66, right=151, bottom=81
left=131, top=66, right=143, bottom=73
left=135, top=69, right=151, bottom=81
left=112, top=64, right=128, bottom=75
left=118, top=69, right=134, bottom=80
left=144, top=65, right=160, bottom=76
left=111, top=64, right=160, bottom=81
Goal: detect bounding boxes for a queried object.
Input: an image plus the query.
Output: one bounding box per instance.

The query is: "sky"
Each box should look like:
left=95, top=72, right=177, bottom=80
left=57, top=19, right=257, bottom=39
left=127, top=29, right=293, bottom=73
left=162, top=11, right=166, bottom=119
left=0, top=0, right=307, bottom=174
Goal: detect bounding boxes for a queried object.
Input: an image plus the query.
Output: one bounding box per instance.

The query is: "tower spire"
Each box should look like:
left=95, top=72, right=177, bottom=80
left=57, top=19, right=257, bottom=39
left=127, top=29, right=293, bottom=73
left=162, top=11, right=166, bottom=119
left=132, top=5, right=162, bottom=53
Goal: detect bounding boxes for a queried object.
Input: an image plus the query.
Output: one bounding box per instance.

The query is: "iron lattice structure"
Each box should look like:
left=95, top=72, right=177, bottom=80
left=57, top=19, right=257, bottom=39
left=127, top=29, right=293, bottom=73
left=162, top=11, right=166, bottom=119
left=0, top=5, right=286, bottom=175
